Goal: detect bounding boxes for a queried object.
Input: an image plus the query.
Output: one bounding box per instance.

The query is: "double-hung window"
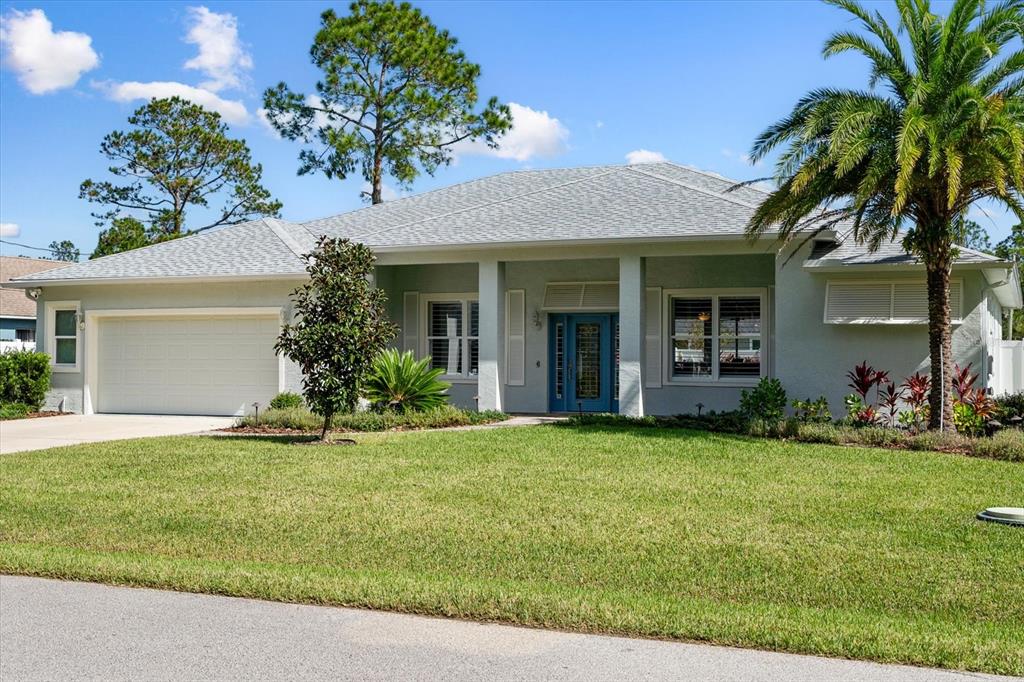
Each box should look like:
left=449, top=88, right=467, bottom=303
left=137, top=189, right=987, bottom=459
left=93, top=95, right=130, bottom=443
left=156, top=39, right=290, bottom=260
left=668, top=290, right=764, bottom=383
left=424, top=296, right=479, bottom=379
left=47, top=301, right=80, bottom=372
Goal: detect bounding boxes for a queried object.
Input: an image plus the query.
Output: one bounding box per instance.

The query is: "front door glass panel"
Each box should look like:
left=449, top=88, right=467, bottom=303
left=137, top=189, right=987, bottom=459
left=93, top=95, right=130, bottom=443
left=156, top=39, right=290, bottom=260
left=575, top=322, right=602, bottom=399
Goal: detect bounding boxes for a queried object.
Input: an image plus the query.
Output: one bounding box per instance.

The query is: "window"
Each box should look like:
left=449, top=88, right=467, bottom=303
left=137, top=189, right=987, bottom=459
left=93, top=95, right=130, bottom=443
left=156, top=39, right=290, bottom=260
left=46, top=302, right=80, bottom=372
left=423, top=296, right=479, bottom=378
left=668, top=291, right=764, bottom=383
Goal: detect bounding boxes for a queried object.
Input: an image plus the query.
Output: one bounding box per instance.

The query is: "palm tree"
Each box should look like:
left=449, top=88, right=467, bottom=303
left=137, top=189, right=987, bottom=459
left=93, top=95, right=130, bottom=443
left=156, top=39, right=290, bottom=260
left=747, top=0, right=1024, bottom=430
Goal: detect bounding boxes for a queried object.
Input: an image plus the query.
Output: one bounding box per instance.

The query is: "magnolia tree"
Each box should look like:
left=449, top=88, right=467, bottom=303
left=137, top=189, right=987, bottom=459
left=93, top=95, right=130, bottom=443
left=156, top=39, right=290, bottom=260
left=276, top=237, right=396, bottom=440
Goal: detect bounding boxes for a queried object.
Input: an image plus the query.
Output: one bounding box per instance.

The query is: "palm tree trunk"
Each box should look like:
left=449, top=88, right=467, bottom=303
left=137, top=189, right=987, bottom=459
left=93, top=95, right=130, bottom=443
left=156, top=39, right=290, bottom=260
left=926, top=261, right=954, bottom=431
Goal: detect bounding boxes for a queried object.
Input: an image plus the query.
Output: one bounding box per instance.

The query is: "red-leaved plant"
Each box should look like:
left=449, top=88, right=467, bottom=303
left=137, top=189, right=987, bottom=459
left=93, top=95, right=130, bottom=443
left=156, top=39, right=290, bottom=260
left=900, top=372, right=931, bottom=410
left=953, top=363, right=978, bottom=400
left=879, top=382, right=905, bottom=427
left=847, top=361, right=889, bottom=401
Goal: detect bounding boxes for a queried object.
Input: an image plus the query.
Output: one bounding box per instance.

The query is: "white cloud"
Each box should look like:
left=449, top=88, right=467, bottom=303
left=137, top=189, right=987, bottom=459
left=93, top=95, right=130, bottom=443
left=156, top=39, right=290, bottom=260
left=96, top=80, right=250, bottom=125
left=183, top=6, right=251, bottom=92
left=0, top=222, right=20, bottom=237
left=625, top=149, right=667, bottom=165
left=457, top=102, right=569, bottom=162
left=0, top=9, right=99, bottom=94
left=721, top=147, right=762, bottom=168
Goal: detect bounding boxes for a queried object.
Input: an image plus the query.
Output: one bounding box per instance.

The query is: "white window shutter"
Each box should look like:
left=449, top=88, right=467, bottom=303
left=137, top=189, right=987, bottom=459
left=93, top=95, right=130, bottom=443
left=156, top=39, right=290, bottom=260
left=644, top=287, right=662, bottom=387
left=506, top=289, right=525, bottom=386
left=827, top=280, right=964, bottom=324
left=403, top=292, right=419, bottom=354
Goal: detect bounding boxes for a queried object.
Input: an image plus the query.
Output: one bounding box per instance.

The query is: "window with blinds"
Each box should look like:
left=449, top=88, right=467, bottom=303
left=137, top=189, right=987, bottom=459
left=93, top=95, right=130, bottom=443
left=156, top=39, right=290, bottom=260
left=425, top=299, right=479, bottom=376
left=824, top=280, right=963, bottom=324
left=668, top=292, right=763, bottom=382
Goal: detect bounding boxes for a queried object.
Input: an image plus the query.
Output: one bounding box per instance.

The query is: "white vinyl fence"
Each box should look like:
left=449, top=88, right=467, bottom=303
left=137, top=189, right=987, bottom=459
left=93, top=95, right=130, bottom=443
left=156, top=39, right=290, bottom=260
left=996, top=340, right=1024, bottom=396
left=0, top=340, right=35, bottom=354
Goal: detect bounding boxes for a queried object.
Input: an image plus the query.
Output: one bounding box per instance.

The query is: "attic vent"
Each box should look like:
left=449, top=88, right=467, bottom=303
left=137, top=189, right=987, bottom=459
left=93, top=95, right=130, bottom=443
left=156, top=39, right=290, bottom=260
left=543, top=281, right=619, bottom=310
left=825, top=280, right=963, bottom=324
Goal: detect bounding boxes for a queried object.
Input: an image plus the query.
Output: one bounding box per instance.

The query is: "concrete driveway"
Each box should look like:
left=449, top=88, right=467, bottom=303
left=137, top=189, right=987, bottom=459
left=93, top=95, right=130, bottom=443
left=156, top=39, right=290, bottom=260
left=0, top=414, right=234, bottom=454
left=0, top=576, right=1012, bottom=682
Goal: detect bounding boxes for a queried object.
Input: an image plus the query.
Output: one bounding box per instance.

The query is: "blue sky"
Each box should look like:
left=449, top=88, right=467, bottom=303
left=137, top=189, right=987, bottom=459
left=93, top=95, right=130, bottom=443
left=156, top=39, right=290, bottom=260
left=0, top=0, right=1016, bottom=259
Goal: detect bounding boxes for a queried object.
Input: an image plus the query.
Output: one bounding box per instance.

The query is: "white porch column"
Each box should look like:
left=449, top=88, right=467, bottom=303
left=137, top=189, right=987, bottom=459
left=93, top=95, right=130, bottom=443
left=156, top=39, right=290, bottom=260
left=478, top=259, right=506, bottom=412
left=618, top=255, right=646, bottom=417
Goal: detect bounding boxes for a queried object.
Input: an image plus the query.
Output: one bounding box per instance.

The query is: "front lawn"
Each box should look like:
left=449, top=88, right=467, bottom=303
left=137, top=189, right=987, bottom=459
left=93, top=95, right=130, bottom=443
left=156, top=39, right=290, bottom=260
left=1, top=426, right=1021, bottom=674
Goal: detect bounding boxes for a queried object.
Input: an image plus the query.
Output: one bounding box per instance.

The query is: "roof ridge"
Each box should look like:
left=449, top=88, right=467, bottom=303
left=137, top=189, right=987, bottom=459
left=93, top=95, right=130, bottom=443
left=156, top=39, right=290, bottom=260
left=263, top=218, right=309, bottom=260
left=303, top=166, right=611, bottom=231
left=625, top=165, right=762, bottom=210
left=320, top=168, right=621, bottom=244
left=669, top=163, right=773, bottom=195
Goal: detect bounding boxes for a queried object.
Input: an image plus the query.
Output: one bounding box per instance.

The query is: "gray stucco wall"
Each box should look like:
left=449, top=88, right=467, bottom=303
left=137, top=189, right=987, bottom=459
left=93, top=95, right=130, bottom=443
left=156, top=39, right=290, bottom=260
left=774, top=243, right=992, bottom=417
left=35, top=280, right=303, bottom=413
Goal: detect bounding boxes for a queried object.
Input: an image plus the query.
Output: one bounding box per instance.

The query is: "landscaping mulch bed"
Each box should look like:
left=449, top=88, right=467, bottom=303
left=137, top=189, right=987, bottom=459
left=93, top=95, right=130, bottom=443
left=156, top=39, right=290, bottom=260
left=0, top=411, right=65, bottom=421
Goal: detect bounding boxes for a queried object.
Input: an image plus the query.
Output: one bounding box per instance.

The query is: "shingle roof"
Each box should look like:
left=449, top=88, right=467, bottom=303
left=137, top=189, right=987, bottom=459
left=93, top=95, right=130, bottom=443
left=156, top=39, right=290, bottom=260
left=305, top=163, right=772, bottom=247
left=804, top=232, right=1004, bottom=268
left=13, top=218, right=315, bottom=283
left=0, top=256, right=68, bottom=316
left=9, top=162, right=1008, bottom=285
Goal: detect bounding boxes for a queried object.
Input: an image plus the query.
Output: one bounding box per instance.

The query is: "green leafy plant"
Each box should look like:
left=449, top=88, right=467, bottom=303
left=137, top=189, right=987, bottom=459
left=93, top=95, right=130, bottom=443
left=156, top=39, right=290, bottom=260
left=275, top=237, right=397, bottom=440
left=0, top=350, right=51, bottom=410
left=269, top=392, right=304, bottom=410
left=740, top=377, right=787, bottom=425
left=843, top=393, right=878, bottom=427
left=363, top=349, right=450, bottom=413
left=792, top=396, right=832, bottom=423
left=953, top=402, right=985, bottom=437
left=0, top=402, right=33, bottom=420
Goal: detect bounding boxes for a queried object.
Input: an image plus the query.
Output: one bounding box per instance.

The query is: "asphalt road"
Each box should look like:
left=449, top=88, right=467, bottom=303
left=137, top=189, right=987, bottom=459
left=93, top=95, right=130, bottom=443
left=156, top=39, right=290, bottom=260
left=0, top=575, right=1015, bottom=681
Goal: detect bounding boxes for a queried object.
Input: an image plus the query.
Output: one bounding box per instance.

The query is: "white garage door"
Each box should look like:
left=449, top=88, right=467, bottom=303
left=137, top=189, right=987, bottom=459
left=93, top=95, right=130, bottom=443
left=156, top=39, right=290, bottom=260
left=97, top=315, right=281, bottom=416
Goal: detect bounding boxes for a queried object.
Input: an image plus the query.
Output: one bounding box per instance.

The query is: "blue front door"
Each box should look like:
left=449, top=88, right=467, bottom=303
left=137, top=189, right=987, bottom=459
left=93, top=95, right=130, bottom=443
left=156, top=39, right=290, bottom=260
left=549, top=313, right=618, bottom=413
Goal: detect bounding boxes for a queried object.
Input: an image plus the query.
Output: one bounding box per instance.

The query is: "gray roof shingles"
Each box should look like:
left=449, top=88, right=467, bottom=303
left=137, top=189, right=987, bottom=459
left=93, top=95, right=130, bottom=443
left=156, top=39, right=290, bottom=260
left=11, top=162, right=1005, bottom=284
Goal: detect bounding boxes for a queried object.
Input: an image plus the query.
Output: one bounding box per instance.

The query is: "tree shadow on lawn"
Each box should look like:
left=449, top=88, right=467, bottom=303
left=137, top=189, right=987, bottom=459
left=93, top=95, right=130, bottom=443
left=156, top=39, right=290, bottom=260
left=551, top=421, right=756, bottom=446
left=201, top=434, right=345, bottom=447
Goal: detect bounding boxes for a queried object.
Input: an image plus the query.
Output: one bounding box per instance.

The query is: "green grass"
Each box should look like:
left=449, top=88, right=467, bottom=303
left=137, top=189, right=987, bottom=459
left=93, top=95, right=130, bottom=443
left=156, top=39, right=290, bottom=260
left=1, top=426, right=1022, bottom=674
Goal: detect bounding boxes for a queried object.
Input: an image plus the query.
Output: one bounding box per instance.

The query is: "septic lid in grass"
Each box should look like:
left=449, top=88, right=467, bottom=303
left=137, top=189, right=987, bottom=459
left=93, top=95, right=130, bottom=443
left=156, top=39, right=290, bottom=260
left=977, top=507, right=1024, bottom=526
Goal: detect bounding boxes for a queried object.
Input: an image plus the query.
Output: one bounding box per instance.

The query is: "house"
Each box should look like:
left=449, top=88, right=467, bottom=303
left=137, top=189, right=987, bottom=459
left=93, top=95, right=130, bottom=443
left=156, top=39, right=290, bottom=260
left=8, top=162, right=1022, bottom=417
left=0, top=256, right=69, bottom=350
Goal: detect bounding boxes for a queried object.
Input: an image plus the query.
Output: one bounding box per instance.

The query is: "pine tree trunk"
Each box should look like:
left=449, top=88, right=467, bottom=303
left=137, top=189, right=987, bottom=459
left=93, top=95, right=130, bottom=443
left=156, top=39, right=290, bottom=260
left=926, top=261, right=954, bottom=431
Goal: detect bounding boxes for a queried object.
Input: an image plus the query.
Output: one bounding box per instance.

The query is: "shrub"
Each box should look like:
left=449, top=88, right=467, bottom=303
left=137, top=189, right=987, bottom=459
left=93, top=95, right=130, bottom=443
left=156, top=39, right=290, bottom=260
left=235, top=404, right=506, bottom=432
left=0, top=402, right=33, bottom=420
left=994, top=392, right=1024, bottom=420
left=843, top=393, right=879, bottom=426
left=791, top=396, right=831, bottom=423
left=953, top=402, right=985, bottom=437
left=0, top=350, right=51, bottom=410
left=363, top=349, right=450, bottom=412
left=739, top=377, right=787, bottom=424
left=269, top=392, right=304, bottom=410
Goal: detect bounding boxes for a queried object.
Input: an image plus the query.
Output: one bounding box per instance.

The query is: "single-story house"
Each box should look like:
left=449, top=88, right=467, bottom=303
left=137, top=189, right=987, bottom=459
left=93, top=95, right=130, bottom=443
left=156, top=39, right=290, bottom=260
left=1, top=256, right=69, bottom=348
left=9, top=162, right=1022, bottom=417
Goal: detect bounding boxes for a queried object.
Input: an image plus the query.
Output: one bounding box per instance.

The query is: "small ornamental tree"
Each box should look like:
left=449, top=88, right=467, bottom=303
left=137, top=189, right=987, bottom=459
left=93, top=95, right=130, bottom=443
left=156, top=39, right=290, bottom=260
left=275, top=237, right=396, bottom=440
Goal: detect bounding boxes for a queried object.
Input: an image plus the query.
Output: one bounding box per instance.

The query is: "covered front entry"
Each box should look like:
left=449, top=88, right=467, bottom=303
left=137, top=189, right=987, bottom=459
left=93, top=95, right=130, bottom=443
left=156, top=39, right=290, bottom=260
left=548, top=313, right=619, bottom=413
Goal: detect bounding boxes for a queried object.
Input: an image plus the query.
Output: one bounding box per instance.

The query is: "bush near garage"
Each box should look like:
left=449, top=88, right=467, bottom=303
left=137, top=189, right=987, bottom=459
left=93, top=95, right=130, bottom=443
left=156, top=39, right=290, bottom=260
left=0, top=350, right=51, bottom=411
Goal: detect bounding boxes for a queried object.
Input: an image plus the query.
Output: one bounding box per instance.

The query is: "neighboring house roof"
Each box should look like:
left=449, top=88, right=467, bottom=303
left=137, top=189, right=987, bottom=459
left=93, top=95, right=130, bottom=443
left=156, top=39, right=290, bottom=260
left=7, top=162, right=1015, bottom=289
left=0, top=256, right=68, bottom=317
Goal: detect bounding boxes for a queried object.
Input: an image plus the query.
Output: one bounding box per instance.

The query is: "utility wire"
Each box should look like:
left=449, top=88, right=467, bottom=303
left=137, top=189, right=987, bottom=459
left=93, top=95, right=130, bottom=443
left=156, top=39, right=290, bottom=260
left=0, top=238, right=92, bottom=258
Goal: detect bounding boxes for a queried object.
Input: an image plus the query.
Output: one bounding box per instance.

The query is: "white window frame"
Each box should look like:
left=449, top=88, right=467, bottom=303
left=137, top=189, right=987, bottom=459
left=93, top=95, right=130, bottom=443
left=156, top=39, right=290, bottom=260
left=45, top=300, right=81, bottom=373
left=663, top=288, right=768, bottom=386
left=823, top=279, right=964, bottom=324
left=420, top=293, right=479, bottom=383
